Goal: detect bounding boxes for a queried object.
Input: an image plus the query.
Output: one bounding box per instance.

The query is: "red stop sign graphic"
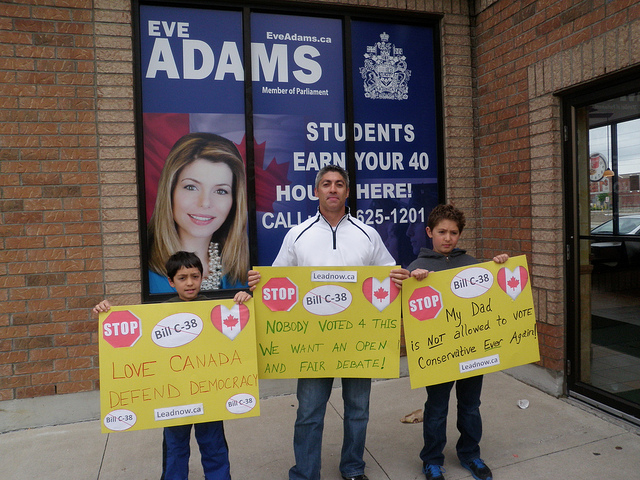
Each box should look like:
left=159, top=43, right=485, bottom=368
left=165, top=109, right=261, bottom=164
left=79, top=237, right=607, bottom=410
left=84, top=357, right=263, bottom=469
left=408, top=286, right=443, bottom=321
left=102, top=311, right=142, bottom=348
left=262, top=277, right=298, bottom=312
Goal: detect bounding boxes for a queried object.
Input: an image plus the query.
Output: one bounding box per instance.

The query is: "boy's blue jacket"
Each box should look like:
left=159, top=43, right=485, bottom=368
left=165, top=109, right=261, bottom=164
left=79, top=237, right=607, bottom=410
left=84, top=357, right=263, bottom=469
left=407, top=247, right=478, bottom=272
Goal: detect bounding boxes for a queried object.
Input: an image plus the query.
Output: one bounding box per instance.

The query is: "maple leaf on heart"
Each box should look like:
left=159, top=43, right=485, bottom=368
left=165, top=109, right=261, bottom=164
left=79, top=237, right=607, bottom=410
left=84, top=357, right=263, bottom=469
left=507, top=276, right=520, bottom=289
left=374, top=287, right=389, bottom=301
left=223, top=315, right=239, bottom=329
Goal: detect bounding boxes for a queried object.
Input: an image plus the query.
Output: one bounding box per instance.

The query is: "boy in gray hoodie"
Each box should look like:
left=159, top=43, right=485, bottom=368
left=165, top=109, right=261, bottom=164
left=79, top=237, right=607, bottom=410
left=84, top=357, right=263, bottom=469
left=408, top=204, right=508, bottom=480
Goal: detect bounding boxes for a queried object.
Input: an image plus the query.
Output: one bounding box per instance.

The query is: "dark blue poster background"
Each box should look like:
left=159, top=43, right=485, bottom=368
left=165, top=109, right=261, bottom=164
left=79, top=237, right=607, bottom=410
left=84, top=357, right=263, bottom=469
left=351, top=21, right=439, bottom=266
left=140, top=6, right=244, bottom=113
left=251, top=13, right=346, bottom=265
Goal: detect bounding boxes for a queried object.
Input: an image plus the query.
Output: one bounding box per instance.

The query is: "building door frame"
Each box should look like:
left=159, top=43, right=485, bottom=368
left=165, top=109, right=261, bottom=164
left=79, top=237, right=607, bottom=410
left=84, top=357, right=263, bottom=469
left=562, top=68, right=640, bottom=425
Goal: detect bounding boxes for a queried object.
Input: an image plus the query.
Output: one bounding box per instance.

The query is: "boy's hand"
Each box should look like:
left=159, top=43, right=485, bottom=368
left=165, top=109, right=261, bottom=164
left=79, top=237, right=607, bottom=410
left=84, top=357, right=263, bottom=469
left=389, top=268, right=410, bottom=288
left=411, top=268, right=430, bottom=281
left=247, top=269, right=261, bottom=291
left=92, top=300, right=111, bottom=314
left=493, top=254, right=509, bottom=264
left=233, top=291, right=252, bottom=304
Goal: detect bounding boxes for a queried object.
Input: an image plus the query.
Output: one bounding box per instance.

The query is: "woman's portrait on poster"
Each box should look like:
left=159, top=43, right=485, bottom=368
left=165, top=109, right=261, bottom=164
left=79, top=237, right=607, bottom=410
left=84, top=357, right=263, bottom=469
left=147, top=132, right=249, bottom=294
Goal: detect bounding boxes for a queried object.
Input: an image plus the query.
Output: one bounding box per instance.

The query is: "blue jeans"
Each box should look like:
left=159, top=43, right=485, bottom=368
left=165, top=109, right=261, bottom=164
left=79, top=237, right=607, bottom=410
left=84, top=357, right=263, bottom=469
left=289, top=377, right=371, bottom=480
left=161, top=421, right=231, bottom=480
left=420, top=375, right=483, bottom=466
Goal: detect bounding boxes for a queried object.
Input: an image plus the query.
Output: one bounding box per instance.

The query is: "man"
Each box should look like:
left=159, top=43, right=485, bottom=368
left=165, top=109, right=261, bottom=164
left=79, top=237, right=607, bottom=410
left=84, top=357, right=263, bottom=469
left=249, top=165, right=408, bottom=480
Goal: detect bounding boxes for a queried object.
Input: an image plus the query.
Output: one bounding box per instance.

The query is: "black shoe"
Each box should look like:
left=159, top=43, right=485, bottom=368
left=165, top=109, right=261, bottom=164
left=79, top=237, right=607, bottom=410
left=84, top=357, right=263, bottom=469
left=460, top=458, right=492, bottom=480
left=341, top=475, right=368, bottom=480
left=423, top=464, right=445, bottom=480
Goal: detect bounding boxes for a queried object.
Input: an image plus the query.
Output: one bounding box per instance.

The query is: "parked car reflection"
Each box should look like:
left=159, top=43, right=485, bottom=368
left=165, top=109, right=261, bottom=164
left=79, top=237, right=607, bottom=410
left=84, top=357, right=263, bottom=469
left=591, top=214, right=640, bottom=267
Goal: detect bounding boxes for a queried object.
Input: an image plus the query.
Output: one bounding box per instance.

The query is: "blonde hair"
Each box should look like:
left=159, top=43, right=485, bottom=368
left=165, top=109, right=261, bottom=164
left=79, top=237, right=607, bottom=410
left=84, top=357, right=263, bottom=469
left=148, top=132, right=249, bottom=285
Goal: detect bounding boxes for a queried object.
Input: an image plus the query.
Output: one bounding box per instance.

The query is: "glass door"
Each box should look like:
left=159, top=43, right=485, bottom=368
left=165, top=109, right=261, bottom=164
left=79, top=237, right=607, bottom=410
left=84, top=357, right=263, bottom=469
left=567, top=86, right=640, bottom=422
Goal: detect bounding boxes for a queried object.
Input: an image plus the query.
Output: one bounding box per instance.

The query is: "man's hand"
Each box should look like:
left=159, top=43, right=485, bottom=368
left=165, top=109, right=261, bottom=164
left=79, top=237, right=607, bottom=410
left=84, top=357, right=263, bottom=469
left=248, top=270, right=261, bottom=291
left=389, top=268, right=410, bottom=288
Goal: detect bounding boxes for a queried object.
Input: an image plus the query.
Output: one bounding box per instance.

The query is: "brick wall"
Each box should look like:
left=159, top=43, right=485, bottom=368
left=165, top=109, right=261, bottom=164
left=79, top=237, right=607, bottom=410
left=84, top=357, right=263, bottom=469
left=0, top=0, right=138, bottom=401
left=1, top=0, right=541, bottom=401
left=473, top=0, right=640, bottom=372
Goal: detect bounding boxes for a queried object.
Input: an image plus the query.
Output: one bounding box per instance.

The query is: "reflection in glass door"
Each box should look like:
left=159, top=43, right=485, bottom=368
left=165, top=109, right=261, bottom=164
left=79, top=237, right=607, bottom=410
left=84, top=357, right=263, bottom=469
left=572, top=90, right=640, bottom=421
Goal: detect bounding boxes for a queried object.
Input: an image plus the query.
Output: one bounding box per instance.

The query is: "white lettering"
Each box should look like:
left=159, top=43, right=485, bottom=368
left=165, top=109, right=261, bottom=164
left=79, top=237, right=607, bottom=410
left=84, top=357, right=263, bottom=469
left=355, top=151, right=404, bottom=171
left=214, top=41, right=244, bottom=80
left=183, top=39, right=214, bottom=80
left=292, top=151, right=346, bottom=171
left=292, top=45, right=321, bottom=84
left=276, top=184, right=318, bottom=202
left=146, top=38, right=180, bottom=79
left=176, top=22, right=189, bottom=38
left=252, top=43, right=288, bottom=82
left=144, top=38, right=329, bottom=84
left=308, top=122, right=414, bottom=142
left=148, top=20, right=161, bottom=36
left=147, top=20, right=190, bottom=38
left=356, top=183, right=411, bottom=200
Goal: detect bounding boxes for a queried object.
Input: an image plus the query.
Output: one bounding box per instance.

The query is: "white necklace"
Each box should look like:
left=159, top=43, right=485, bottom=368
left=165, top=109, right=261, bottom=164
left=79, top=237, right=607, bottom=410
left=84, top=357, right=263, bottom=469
left=201, top=242, right=222, bottom=290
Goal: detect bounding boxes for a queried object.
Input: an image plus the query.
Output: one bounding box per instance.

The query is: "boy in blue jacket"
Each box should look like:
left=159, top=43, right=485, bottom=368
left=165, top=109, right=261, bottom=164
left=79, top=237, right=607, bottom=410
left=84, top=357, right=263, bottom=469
left=94, top=251, right=250, bottom=480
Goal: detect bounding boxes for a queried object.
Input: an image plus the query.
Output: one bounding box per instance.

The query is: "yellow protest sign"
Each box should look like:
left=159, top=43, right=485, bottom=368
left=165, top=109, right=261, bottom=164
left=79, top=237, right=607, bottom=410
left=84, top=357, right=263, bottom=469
left=254, top=266, right=401, bottom=379
left=98, top=299, right=260, bottom=433
left=402, top=255, right=539, bottom=388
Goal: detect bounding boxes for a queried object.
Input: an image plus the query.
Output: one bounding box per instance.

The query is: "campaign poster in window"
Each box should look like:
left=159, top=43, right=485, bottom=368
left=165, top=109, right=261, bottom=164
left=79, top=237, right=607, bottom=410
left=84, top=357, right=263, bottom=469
left=136, top=5, right=442, bottom=294
left=138, top=5, right=250, bottom=297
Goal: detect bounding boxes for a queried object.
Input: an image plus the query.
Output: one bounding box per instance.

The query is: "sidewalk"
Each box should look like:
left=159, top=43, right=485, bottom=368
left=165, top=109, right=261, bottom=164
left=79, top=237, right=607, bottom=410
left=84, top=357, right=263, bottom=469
left=1, top=372, right=639, bottom=480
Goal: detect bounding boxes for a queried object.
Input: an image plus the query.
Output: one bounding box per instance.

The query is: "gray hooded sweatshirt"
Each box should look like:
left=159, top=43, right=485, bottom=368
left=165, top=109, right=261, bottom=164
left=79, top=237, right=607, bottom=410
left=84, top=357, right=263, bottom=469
left=407, top=247, right=478, bottom=273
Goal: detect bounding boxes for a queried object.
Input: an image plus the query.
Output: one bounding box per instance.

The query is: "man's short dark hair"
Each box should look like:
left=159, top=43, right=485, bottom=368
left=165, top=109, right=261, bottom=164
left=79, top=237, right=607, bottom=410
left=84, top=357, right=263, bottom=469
left=315, top=164, right=349, bottom=189
left=165, top=251, right=203, bottom=280
left=427, top=204, right=466, bottom=233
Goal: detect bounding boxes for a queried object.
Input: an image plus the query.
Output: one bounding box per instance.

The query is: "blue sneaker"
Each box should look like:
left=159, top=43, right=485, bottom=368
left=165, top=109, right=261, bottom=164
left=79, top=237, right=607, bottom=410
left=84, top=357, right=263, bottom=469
left=460, top=458, right=492, bottom=480
left=423, top=464, right=445, bottom=480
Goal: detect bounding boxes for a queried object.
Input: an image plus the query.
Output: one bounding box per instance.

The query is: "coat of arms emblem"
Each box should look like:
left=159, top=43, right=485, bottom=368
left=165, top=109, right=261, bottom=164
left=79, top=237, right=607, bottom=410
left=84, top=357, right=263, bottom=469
left=360, top=32, right=411, bottom=100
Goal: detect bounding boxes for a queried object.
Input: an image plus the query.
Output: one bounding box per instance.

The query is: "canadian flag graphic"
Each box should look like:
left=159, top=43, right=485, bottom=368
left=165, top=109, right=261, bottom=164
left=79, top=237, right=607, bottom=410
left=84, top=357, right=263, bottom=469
left=497, top=266, right=529, bottom=300
left=362, top=277, right=399, bottom=312
left=211, top=304, right=250, bottom=341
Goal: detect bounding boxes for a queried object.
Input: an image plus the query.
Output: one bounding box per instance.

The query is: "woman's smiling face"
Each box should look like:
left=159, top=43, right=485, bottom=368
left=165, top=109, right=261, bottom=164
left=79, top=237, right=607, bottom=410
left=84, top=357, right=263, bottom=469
left=172, top=158, right=234, bottom=243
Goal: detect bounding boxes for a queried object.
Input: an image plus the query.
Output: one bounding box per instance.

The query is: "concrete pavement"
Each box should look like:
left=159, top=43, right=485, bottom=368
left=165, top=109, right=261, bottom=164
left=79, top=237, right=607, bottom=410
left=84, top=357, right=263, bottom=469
left=1, top=371, right=639, bottom=479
